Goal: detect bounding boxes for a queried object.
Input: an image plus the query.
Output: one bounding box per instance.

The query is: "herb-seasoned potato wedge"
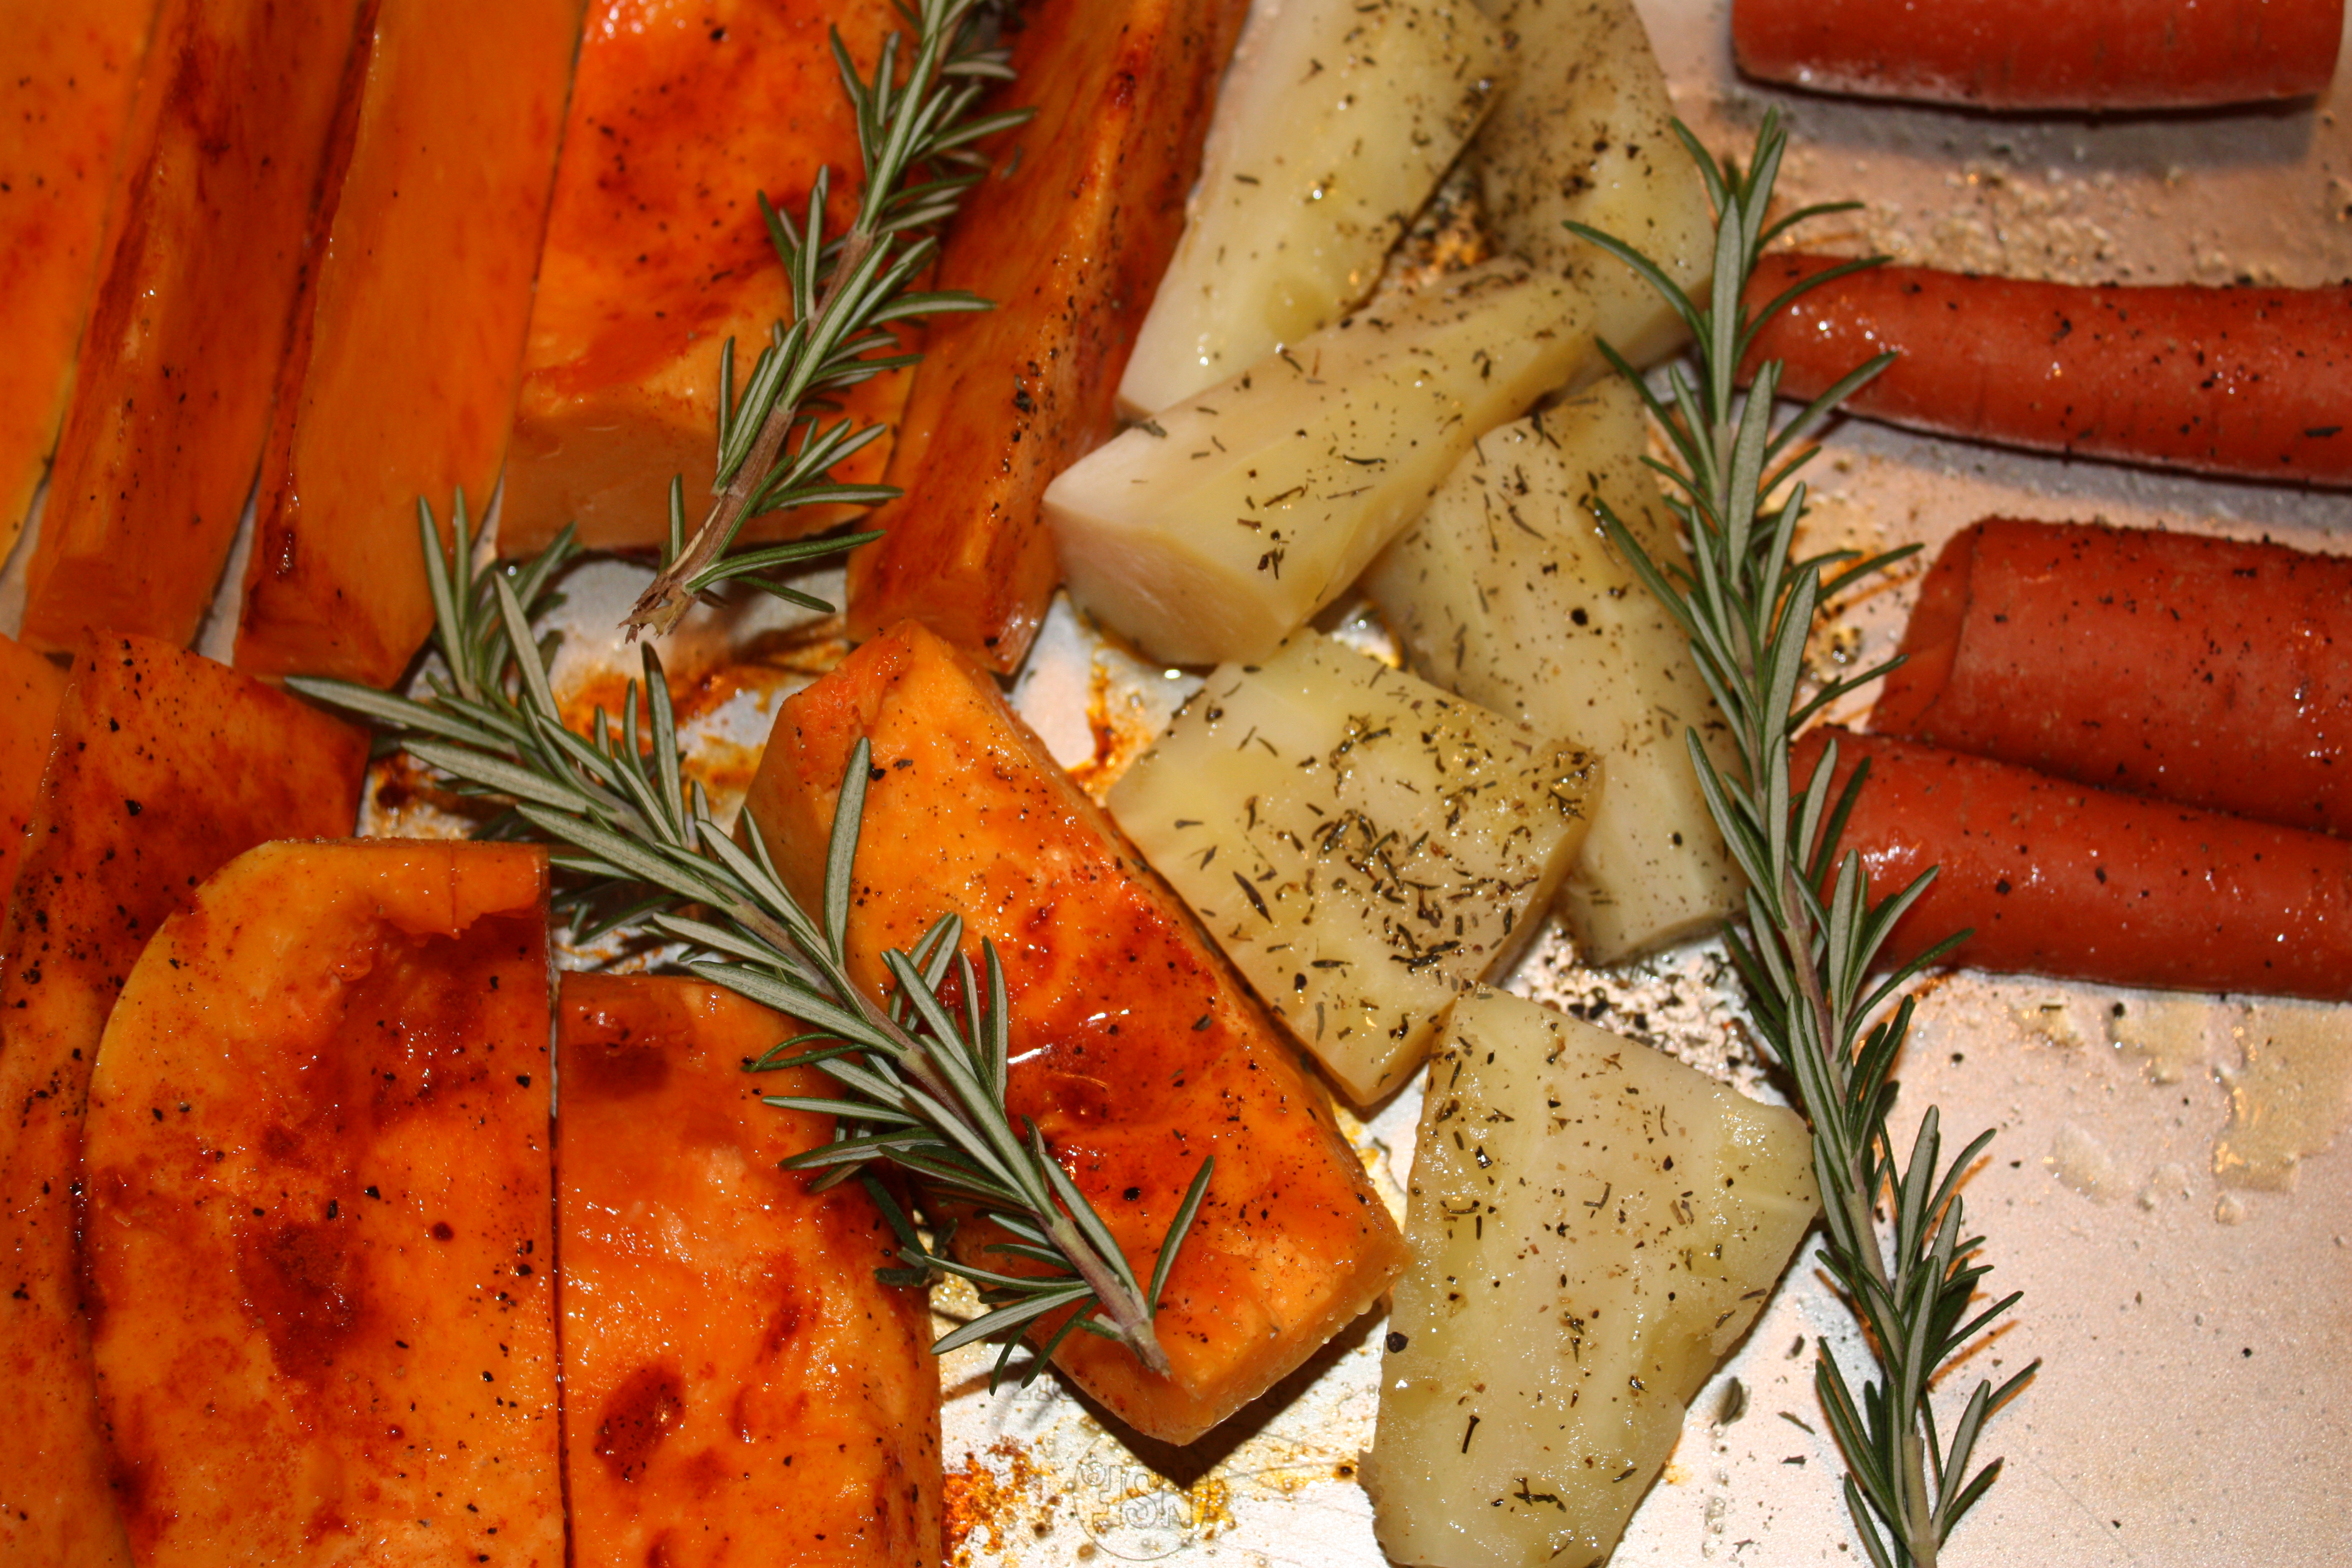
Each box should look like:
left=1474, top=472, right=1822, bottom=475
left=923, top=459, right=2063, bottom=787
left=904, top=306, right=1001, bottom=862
left=0, top=634, right=67, bottom=902
left=1048, top=259, right=1591, bottom=666
left=20, top=0, right=368, bottom=652
left=1365, top=380, right=1740, bottom=962
left=558, top=974, right=942, bottom=1568
left=1367, top=989, right=1818, bottom=1568
left=744, top=621, right=1409, bottom=1445
left=846, top=0, right=1252, bottom=672
left=84, top=840, right=558, bottom=1566
left=1109, top=632, right=1596, bottom=1103
left=234, top=0, right=581, bottom=688
left=1118, top=0, right=1504, bottom=416
left=0, top=636, right=367, bottom=1568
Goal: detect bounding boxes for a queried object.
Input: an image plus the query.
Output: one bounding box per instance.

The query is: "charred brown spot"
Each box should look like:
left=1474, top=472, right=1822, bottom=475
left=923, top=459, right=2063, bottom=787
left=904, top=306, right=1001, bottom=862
left=569, top=1037, right=671, bottom=1101
left=238, top=1219, right=367, bottom=1380
left=760, top=1259, right=809, bottom=1359
left=596, top=1363, right=687, bottom=1482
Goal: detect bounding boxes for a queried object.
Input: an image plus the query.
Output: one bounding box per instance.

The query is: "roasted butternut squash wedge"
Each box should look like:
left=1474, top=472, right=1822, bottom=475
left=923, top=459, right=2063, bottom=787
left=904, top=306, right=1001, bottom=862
left=0, top=0, right=158, bottom=550
left=744, top=620, right=1409, bottom=1445
left=558, top=973, right=942, bottom=1568
left=0, top=635, right=367, bottom=1568
left=18, top=0, right=367, bottom=654
left=0, top=634, right=68, bottom=905
left=845, top=0, right=1251, bottom=672
left=233, top=0, right=583, bottom=689
left=497, top=0, right=905, bottom=557
left=83, top=840, right=558, bottom=1566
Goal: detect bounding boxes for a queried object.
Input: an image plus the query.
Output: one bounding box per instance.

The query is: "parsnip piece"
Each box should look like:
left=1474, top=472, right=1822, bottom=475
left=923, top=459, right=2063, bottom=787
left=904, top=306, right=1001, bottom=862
left=1367, top=989, right=1819, bottom=1568
left=1109, top=633, right=1597, bottom=1103
left=1469, top=0, right=1713, bottom=372
left=1048, top=259, right=1591, bottom=666
left=1117, top=0, right=1505, bottom=417
left=1364, top=379, right=1739, bottom=962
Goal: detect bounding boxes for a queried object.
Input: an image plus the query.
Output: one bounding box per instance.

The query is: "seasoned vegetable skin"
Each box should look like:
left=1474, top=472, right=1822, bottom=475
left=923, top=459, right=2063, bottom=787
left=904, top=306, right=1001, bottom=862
left=847, top=0, right=1252, bottom=672
left=743, top=622, right=1409, bottom=1445
left=1796, top=726, right=2352, bottom=999
left=1875, top=518, right=2352, bottom=839
left=0, top=0, right=156, bottom=552
left=0, top=635, right=68, bottom=904
left=0, top=636, right=367, bottom=1568
left=499, top=0, right=907, bottom=557
left=1743, top=255, right=2352, bottom=485
left=84, top=841, right=559, bottom=1567
left=235, top=0, right=582, bottom=688
left=558, top=974, right=942, bottom=1568
left=1734, top=0, right=2343, bottom=110
left=20, top=0, right=369, bottom=652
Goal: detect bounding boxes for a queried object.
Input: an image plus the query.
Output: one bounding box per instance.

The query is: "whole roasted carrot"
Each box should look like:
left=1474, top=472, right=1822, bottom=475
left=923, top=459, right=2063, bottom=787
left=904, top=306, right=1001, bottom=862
left=1734, top=0, right=2342, bottom=109
left=1875, top=519, right=2352, bottom=838
left=1795, top=727, right=2352, bottom=1000
left=1743, top=254, right=2352, bottom=485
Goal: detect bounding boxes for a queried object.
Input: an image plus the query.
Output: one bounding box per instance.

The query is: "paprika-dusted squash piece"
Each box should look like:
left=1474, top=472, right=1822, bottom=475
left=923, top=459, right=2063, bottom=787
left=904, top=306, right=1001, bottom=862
left=845, top=0, right=1251, bottom=672
left=497, top=0, right=906, bottom=557
left=558, top=974, right=942, bottom=1568
left=84, top=840, right=558, bottom=1567
left=744, top=621, right=1408, bottom=1445
left=0, top=636, right=367, bottom=1568
left=233, top=0, right=583, bottom=689
left=18, top=0, right=367, bottom=653
left=0, top=634, right=68, bottom=903
left=0, top=0, right=158, bottom=551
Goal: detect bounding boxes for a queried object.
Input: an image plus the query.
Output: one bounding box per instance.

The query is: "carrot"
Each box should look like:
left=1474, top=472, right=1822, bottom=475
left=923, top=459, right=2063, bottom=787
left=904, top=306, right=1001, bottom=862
left=1733, top=0, right=2342, bottom=110
left=1795, top=727, right=2352, bottom=1000
left=1875, top=518, right=2352, bottom=839
left=1741, top=254, right=2352, bottom=486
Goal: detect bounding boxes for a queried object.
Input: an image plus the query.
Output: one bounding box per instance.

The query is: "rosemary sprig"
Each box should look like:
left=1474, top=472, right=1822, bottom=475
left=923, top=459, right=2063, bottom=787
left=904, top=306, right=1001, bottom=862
left=625, top=0, right=1028, bottom=636
left=293, top=500, right=1210, bottom=1385
left=1569, top=110, right=2035, bottom=1568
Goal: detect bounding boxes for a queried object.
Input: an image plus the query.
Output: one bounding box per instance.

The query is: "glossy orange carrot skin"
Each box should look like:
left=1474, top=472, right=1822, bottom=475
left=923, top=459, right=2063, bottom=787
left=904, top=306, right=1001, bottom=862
left=1875, top=519, right=2352, bottom=839
left=498, top=0, right=905, bottom=557
left=0, top=0, right=157, bottom=552
left=0, top=636, right=368, bottom=1568
left=1797, top=726, right=2352, bottom=999
left=744, top=622, right=1408, bottom=1445
left=84, top=841, right=560, bottom=1568
left=846, top=0, right=1251, bottom=672
left=233, top=0, right=582, bottom=689
left=558, top=975, right=941, bottom=1568
left=1734, top=0, right=2342, bottom=108
left=19, top=0, right=369, bottom=653
left=1744, top=254, right=2352, bottom=485
left=0, top=635, right=68, bottom=905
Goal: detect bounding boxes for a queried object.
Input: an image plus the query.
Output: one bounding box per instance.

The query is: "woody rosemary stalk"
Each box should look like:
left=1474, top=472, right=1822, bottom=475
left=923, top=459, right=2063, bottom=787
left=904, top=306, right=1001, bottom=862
left=1569, top=110, right=2035, bottom=1568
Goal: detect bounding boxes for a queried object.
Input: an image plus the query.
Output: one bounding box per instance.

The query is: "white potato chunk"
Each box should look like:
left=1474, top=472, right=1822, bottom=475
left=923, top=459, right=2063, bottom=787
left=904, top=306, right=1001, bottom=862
left=1107, top=633, right=1596, bottom=1103
left=1048, top=259, right=1591, bottom=667
left=1364, top=378, right=1739, bottom=962
left=1367, top=988, right=1819, bottom=1568
left=1118, top=0, right=1506, bottom=418
left=1470, top=0, right=1714, bottom=372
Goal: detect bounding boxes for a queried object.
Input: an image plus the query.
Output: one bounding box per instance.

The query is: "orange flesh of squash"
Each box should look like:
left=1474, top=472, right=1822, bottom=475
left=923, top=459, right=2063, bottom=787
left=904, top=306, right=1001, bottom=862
left=497, top=0, right=908, bottom=558
left=743, top=621, right=1408, bottom=1445
left=18, top=0, right=368, bottom=654
left=0, top=634, right=68, bottom=906
left=0, top=635, right=368, bottom=1568
left=0, top=0, right=157, bottom=552
left=845, top=0, right=1250, bottom=672
left=83, top=840, right=559, bottom=1567
left=232, top=0, right=584, bottom=689
left=558, top=974, right=943, bottom=1568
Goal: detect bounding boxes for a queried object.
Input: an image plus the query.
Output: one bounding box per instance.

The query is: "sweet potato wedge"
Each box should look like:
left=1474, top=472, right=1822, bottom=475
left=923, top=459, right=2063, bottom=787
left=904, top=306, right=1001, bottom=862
left=845, top=0, right=1251, bottom=672
left=0, top=636, right=367, bottom=1568
left=0, top=634, right=68, bottom=905
left=558, top=974, right=942, bottom=1568
left=497, top=0, right=906, bottom=557
left=18, top=0, right=368, bottom=653
left=84, top=840, right=559, bottom=1566
left=743, top=620, right=1409, bottom=1446
left=0, top=0, right=157, bottom=551
left=232, top=0, right=582, bottom=689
